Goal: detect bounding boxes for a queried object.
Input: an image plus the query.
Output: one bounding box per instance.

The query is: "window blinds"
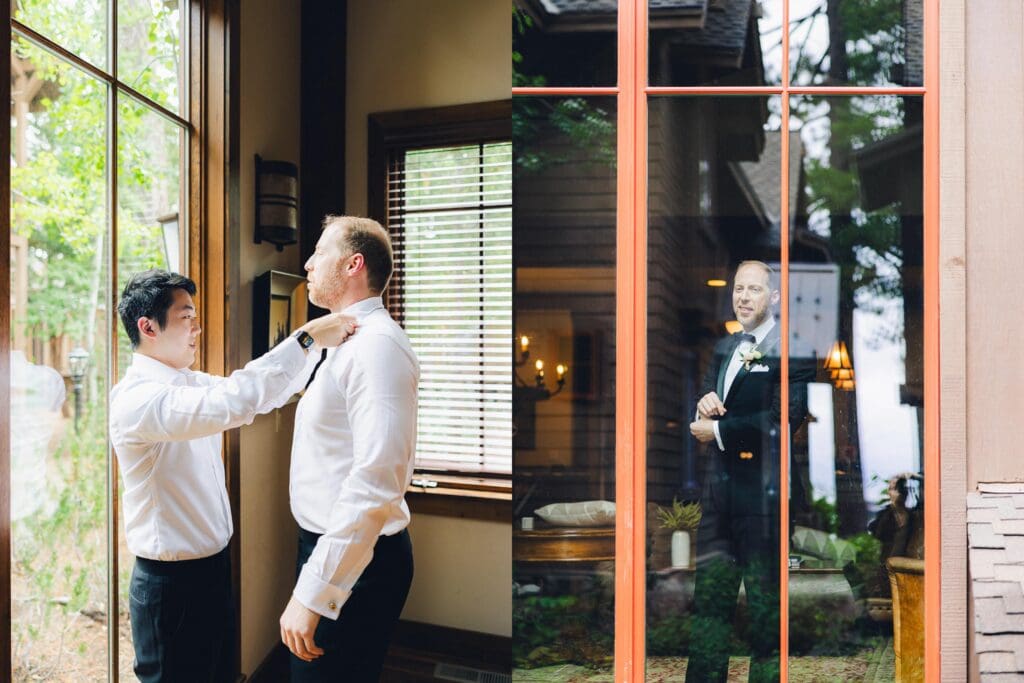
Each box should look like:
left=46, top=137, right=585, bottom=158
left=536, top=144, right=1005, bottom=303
left=387, top=142, right=512, bottom=475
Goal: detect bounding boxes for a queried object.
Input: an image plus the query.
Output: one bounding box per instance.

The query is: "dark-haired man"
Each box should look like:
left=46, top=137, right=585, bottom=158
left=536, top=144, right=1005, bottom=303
left=110, top=269, right=357, bottom=683
left=278, top=216, right=419, bottom=683
left=685, top=260, right=815, bottom=683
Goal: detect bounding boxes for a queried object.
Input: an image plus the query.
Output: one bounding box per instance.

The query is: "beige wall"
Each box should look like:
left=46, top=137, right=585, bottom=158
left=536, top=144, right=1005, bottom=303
left=965, top=1, right=1024, bottom=489
left=236, top=0, right=303, bottom=675
left=346, top=0, right=512, bottom=637
left=232, top=2, right=512, bottom=673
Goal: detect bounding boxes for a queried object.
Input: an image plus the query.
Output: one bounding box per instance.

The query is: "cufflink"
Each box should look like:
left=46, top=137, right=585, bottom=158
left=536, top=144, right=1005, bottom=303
left=740, top=451, right=753, bottom=460
left=328, top=601, right=337, bottom=611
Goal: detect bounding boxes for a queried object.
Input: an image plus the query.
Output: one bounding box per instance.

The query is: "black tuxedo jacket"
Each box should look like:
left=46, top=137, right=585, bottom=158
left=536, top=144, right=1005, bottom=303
left=696, top=327, right=816, bottom=517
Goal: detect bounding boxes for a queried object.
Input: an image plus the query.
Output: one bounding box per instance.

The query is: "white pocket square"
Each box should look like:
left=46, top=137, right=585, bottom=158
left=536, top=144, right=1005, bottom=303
left=749, top=364, right=770, bottom=373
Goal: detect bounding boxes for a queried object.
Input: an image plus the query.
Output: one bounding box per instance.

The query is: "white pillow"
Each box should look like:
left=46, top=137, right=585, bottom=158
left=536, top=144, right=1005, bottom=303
left=534, top=500, right=615, bottom=527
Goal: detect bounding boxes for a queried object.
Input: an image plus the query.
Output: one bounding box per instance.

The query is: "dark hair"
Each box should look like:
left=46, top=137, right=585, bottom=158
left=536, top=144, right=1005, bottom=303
left=323, top=215, right=394, bottom=293
left=117, top=269, right=197, bottom=348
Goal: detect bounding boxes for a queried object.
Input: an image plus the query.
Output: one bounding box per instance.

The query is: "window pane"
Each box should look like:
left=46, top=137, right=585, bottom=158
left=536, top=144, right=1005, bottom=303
left=650, top=0, right=783, bottom=87
left=13, top=0, right=108, bottom=70
left=513, top=96, right=617, bottom=677
left=10, top=37, right=109, bottom=680
left=391, top=142, right=512, bottom=475
left=788, top=0, right=923, bottom=88
left=645, top=95, right=784, bottom=680
left=513, top=2, right=617, bottom=88
left=118, top=0, right=184, bottom=113
left=115, top=96, right=185, bottom=679
left=787, top=94, right=923, bottom=679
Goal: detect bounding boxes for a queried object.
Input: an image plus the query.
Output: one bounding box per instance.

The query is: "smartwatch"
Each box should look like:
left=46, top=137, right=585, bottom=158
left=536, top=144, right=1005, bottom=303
left=292, top=329, right=315, bottom=350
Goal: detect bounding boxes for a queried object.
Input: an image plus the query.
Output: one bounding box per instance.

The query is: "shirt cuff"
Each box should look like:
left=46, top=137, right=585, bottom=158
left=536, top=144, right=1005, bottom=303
left=293, top=565, right=351, bottom=621
left=713, top=421, right=725, bottom=451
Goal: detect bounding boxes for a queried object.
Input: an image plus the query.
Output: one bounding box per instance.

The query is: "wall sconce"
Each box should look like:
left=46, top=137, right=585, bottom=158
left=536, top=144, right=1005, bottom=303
left=823, top=340, right=855, bottom=391
left=255, top=154, right=298, bottom=251
left=515, top=334, right=566, bottom=399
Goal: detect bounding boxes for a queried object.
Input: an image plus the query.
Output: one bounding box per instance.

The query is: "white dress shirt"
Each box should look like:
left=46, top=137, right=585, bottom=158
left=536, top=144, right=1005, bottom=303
left=110, top=338, right=310, bottom=561
left=289, top=296, right=419, bottom=620
left=713, top=316, right=776, bottom=451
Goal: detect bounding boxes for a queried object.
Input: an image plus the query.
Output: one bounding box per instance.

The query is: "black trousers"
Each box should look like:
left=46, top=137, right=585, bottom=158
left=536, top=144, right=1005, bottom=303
left=129, top=546, right=235, bottom=683
left=290, top=527, right=414, bottom=683
left=686, top=462, right=780, bottom=683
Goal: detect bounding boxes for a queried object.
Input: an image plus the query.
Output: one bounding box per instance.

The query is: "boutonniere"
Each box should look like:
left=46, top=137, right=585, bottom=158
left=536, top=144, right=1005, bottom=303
left=739, top=346, right=763, bottom=370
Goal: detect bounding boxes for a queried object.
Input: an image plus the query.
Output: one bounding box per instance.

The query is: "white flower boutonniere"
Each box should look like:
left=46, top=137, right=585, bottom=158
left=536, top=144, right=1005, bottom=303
left=739, top=346, right=764, bottom=370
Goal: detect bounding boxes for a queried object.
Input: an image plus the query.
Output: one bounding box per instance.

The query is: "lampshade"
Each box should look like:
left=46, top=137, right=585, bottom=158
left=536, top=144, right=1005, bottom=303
left=68, top=347, right=90, bottom=381
left=255, top=154, right=298, bottom=251
left=823, top=340, right=852, bottom=371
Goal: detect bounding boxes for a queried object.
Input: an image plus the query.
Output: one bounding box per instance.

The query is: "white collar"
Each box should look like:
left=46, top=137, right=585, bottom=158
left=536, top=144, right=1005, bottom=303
left=340, top=296, right=385, bottom=319
left=128, top=352, right=193, bottom=384
left=745, top=316, right=776, bottom=345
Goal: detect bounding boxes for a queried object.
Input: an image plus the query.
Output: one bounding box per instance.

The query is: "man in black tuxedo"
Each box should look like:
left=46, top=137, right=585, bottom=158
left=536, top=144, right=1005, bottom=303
left=684, top=260, right=815, bottom=683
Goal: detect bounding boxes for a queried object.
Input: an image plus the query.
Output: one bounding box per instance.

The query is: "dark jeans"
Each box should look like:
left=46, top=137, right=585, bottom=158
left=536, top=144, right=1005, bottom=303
left=129, top=546, right=235, bottom=683
left=290, top=527, right=414, bottom=683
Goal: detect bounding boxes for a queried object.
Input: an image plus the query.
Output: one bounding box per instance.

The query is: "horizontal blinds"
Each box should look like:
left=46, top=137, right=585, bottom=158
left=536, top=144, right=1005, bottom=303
left=388, top=142, right=512, bottom=475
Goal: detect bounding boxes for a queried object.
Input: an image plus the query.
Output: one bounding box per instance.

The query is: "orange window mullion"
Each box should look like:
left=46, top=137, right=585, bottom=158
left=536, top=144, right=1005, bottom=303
left=614, top=0, right=639, bottom=679
left=630, top=0, right=650, bottom=679
left=778, top=0, right=792, bottom=678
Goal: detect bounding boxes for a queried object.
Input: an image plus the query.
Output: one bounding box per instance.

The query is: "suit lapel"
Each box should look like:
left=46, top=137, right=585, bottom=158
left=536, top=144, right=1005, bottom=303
left=724, top=327, right=781, bottom=405
left=717, top=335, right=743, bottom=397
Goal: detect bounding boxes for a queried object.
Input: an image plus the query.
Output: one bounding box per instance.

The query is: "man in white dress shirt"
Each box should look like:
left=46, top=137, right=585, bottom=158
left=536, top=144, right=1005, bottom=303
left=277, top=216, right=419, bottom=682
left=110, top=269, right=356, bottom=683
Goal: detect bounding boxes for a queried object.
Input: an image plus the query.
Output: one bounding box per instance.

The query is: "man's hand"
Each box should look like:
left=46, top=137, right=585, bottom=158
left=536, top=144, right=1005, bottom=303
left=279, top=596, right=324, bottom=662
left=690, top=417, right=717, bottom=444
left=697, top=391, right=727, bottom=418
left=299, top=313, right=358, bottom=348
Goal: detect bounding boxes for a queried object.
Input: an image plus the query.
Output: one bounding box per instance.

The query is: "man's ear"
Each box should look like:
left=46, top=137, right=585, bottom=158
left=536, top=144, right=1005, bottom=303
left=770, top=289, right=781, bottom=306
left=347, top=253, right=366, bottom=276
left=136, top=316, right=159, bottom=341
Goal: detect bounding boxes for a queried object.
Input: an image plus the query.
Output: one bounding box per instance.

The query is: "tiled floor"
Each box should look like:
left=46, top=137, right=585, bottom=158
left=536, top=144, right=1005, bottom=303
left=513, top=640, right=896, bottom=682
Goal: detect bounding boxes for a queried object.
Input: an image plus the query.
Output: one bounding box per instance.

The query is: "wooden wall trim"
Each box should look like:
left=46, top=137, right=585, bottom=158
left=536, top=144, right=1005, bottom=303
left=940, top=0, right=967, bottom=680
left=192, top=0, right=241, bottom=675
left=0, top=0, right=12, bottom=673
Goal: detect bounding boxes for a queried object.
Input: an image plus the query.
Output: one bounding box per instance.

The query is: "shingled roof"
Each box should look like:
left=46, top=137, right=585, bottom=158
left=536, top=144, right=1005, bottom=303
left=968, top=483, right=1024, bottom=681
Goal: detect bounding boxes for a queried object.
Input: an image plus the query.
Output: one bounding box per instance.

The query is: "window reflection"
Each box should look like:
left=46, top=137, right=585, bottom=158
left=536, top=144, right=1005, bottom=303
left=513, top=97, right=617, bottom=677
left=646, top=96, right=791, bottom=681
left=788, top=0, right=923, bottom=88
left=513, top=2, right=617, bottom=88
left=787, top=94, right=924, bottom=678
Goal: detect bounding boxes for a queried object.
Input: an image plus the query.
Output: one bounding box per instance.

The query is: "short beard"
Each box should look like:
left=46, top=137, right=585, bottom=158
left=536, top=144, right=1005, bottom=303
left=311, top=267, right=348, bottom=310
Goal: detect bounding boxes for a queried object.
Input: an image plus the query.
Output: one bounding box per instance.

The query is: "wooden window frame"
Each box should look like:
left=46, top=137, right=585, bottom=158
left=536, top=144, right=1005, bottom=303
left=0, top=0, right=239, bottom=677
left=367, top=100, right=512, bottom=520
left=512, top=0, right=942, bottom=679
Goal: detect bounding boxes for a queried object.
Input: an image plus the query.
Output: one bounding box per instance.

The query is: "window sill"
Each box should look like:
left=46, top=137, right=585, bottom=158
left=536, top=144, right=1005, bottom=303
left=406, top=474, right=511, bottom=523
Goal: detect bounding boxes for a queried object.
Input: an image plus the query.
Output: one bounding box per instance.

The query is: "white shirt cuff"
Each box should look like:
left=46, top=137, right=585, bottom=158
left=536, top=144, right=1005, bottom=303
left=293, top=565, right=351, bottom=621
left=713, top=421, right=725, bottom=451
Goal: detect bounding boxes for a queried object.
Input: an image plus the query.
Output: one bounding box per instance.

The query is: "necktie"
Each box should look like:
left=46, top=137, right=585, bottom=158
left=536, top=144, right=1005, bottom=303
left=737, top=333, right=756, bottom=344
left=304, top=348, right=328, bottom=391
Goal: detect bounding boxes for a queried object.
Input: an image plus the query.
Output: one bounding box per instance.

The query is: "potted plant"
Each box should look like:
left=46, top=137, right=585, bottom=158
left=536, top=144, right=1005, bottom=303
left=656, top=499, right=701, bottom=568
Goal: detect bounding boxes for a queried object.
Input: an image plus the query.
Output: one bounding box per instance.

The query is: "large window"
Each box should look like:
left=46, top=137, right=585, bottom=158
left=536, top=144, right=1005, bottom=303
left=513, top=1, right=938, bottom=680
left=370, top=101, right=512, bottom=480
left=6, top=1, right=189, bottom=679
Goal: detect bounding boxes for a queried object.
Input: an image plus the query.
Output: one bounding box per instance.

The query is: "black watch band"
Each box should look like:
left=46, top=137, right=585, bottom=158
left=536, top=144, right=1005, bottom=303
left=292, top=329, right=315, bottom=350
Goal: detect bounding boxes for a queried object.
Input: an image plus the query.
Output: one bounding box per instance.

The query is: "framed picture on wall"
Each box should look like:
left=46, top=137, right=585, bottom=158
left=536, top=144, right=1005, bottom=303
left=253, top=270, right=307, bottom=358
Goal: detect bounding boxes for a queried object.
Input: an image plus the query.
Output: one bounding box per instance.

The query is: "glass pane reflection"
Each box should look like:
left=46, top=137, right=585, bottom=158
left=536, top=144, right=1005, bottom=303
left=513, top=2, right=617, bottom=88
left=788, top=0, right=923, bottom=88
left=513, top=97, right=617, bottom=678
left=650, top=0, right=783, bottom=87
left=645, top=96, right=786, bottom=681
left=10, top=38, right=109, bottom=681
left=787, top=94, right=923, bottom=680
